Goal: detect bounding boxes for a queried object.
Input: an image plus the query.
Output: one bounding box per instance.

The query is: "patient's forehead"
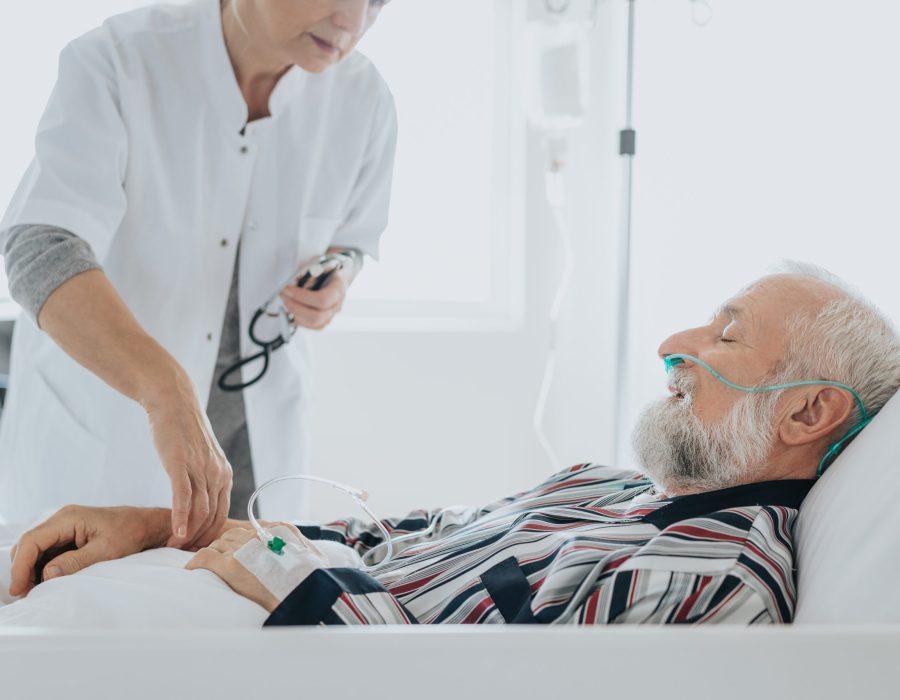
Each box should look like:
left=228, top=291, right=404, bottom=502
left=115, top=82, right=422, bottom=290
left=720, top=275, right=841, bottom=340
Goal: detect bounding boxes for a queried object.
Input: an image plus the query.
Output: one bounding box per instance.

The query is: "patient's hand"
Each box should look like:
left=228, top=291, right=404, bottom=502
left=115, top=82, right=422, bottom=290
left=186, top=525, right=327, bottom=613
left=186, top=527, right=280, bottom=612
left=9, top=506, right=171, bottom=597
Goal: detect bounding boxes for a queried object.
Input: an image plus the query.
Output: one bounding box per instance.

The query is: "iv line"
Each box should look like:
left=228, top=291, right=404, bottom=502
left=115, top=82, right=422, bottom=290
left=247, top=474, right=395, bottom=571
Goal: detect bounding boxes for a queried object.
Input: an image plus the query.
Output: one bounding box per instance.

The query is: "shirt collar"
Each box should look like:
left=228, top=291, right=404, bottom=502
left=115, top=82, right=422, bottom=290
left=641, top=479, right=816, bottom=530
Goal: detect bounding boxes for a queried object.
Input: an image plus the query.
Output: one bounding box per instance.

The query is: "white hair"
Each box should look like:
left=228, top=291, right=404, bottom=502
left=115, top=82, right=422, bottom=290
left=632, top=261, right=900, bottom=491
left=765, top=260, right=900, bottom=432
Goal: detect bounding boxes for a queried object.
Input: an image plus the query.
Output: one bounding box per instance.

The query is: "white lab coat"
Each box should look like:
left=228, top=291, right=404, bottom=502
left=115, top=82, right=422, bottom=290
left=0, top=0, right=396, bottom=522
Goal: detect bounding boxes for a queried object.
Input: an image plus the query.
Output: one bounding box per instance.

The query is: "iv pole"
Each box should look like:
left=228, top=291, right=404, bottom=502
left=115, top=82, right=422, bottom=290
left=610, top=0, right=711, bottom=466
left=612, top=0, right=637, bottom=467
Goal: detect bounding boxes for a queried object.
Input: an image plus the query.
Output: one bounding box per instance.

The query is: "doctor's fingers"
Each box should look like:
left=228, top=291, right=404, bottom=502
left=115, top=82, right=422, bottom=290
left=166, top=469, right=212, bottom=547
left=184, top=476, right=218, bottom=547
left=279, top=296, right=339, bottom=331
left=185, top=477, right=232, bottom=550
left=281, top=280, right=346, bottom=312
left=205, top=481, right=232, bottom=546
left=167, top=468, right=194, bottom=545
left=167, top=461, right=231, bottom=548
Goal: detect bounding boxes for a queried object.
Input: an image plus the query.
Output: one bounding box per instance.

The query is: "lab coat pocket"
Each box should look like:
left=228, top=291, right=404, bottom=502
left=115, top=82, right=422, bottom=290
left=27, top=369, right=107, bottom=504
left=297, top=216, right=341, bottom=266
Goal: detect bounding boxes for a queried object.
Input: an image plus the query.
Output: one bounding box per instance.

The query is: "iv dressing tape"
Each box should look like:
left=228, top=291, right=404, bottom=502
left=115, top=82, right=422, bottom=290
left=234, top=525, right=329, bottom=602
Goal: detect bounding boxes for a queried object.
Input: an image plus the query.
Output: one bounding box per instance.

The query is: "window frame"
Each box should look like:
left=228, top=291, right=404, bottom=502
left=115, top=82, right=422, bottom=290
left=332, top=0, right=527, bottom=333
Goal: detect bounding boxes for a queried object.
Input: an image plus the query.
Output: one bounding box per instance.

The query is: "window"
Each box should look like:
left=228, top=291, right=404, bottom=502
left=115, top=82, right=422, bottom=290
left=0, top=1, right=526, bottom=331
left=342, top=0, right=526, bottom=331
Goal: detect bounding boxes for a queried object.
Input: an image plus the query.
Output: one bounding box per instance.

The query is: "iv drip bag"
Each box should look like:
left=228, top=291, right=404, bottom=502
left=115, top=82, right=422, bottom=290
left=524, top=19, right=590, bottom=132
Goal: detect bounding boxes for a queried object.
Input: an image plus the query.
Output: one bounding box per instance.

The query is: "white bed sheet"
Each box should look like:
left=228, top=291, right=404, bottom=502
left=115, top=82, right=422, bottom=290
left=0, top=543, right=269, bottom=629
left=0, top=527, right=363, bottom=629
left=0, top=522, right=25, bottom=607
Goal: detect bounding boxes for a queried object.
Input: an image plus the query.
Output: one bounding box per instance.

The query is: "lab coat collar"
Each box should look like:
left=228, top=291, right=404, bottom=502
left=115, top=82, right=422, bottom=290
left=205, top=0, right=248, bottom=134
left=204, top=0, right=309, bottom=136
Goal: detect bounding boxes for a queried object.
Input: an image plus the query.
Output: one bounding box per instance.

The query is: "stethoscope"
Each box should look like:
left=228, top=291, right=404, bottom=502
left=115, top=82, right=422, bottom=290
left=216, top=297, right=295, bottom=393
left=217, top=255, right=345, bottom=393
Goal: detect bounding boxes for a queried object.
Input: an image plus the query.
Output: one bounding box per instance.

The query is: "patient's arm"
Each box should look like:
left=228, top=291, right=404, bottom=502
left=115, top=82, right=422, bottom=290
left=311, top=492, right=522, bottom=562
left=9, top=506, right=170, bottom=596
left=8, top=505, right=251, bottom=597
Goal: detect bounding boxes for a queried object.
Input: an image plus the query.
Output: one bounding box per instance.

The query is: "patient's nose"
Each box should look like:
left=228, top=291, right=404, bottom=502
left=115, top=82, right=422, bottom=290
left=657, top=327, right=700, bottom=360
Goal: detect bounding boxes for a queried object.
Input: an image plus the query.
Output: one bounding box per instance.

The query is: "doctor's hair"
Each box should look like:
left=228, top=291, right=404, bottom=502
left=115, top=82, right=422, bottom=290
left=223, top=0, right=250, bottom=35
left=767, top=260, right=900, bottom=431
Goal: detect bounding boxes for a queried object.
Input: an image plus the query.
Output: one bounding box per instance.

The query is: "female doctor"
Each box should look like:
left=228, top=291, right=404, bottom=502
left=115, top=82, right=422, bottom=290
left=0, top=0, right=396, bottom=549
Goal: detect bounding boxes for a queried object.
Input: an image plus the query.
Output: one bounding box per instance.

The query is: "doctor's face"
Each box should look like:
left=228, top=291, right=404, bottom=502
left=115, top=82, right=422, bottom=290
left=240, top=0, right=387, bottom=73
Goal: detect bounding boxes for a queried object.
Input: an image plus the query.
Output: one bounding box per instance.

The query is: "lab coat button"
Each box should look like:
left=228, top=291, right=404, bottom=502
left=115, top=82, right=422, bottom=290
left=207, top=333, right=213, bottom=341
left=240, top=145, right=249, bottom=154
left=220, top=238, right=228, bottom=247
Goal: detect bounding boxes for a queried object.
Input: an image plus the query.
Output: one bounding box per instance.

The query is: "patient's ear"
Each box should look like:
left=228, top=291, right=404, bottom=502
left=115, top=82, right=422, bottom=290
left=778, top=387, right=854, bottom=447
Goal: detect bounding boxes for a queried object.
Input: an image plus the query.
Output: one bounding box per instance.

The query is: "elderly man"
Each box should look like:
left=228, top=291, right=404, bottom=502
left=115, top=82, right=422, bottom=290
left=8, top=265, right=900, bottom=625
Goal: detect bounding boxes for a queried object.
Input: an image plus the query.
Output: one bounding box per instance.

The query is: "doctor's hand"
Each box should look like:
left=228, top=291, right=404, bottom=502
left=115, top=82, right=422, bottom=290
left=8, top=506, right=170, bottom=597
left=143, top=376, right=233, bottom=550
left=279, top=261, right=356, bottom=331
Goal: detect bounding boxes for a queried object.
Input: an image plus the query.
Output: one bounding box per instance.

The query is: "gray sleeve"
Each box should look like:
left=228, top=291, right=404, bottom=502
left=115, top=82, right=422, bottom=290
left=3, top=223, right=101, bottom=323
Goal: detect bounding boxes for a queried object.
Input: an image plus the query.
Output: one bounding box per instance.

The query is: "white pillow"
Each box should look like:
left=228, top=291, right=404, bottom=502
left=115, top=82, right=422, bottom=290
left=794, top=389, right=900, bottom=623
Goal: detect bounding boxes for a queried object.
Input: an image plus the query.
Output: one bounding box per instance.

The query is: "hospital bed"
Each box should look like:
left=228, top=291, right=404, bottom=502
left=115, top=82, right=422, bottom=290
left=1, top=389, right=900, bottom=699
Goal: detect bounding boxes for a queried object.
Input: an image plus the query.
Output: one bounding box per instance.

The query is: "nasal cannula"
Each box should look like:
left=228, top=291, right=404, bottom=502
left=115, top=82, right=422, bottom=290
left=663, top=353, right=872, bottom=476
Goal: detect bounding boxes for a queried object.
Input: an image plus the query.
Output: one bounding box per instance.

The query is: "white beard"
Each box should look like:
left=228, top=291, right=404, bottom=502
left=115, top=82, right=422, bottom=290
left=631, top=372, right=778, bottom=493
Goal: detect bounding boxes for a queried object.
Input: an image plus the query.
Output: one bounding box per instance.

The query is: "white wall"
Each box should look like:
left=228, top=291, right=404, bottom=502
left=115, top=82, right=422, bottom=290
left=6, top=0, right=897, bottom=524
left=620, top=0, right=900, bottom=469
left=304, top=0, right=627, bottom=521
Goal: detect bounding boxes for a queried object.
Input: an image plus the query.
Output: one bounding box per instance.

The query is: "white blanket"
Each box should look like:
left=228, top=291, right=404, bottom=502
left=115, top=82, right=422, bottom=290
left=0, top=533, right=361, bottom=629
left=0, top=545, right=269, bottom=629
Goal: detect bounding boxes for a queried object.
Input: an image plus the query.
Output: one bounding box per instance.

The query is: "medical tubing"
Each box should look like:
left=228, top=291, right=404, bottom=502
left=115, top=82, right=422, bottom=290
left=533, top=159, right=575, bottom=472
left=217, top=346, right=270, bottom=392
left=247, top=474, right=394, bottom=571
left=664, top=354, right=870, bottom=421
left=664, top=353, right=873, bottom=476
left=359, top=519, right=441, bottom=569
left=219, top=299, right=297, bottom=392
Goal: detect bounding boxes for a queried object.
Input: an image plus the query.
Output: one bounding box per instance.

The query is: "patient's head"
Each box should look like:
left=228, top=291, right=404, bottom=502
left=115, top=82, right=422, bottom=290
left=633, top=262, right=900, bottom=495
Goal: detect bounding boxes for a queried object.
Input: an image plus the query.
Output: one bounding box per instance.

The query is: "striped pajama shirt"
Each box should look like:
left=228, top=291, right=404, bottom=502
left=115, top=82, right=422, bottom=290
left=265, top=464, right=813, bottom=627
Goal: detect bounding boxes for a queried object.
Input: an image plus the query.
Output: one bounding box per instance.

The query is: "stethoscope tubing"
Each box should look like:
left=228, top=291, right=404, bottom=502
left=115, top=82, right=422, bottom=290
left=217, top=265, right=340, bottom=393
left=217, top=307, right=290, bottom=392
